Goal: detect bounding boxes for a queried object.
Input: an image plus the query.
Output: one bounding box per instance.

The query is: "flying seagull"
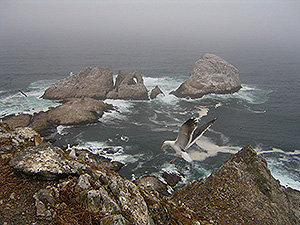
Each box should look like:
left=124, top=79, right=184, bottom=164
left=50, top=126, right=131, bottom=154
left=161, top=117, right=217, bottom=164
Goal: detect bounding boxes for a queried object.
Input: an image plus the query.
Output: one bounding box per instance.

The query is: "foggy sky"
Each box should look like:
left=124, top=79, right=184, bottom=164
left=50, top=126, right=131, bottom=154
left=1, top=0, right=300, bottom=46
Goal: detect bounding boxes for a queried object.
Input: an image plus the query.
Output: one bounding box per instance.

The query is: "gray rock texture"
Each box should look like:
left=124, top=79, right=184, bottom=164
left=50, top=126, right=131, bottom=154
left=42, top=66, right=114, bottom=100
left=42, top=67, right=149, bottom=101
left=171, top=53, right=241, bottom=98
left=172, top=145, right=300, bottom=224
left=107, top=70, right=149, bottom=100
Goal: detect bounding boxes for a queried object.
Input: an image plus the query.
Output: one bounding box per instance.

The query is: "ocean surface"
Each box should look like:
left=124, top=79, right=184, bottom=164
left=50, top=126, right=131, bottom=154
left=1, top=38, right=300, bottom=190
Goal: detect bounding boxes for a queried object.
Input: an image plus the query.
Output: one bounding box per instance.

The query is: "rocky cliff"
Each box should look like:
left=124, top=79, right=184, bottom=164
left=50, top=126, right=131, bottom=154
left=1, top=124, right=299, bottom=224
left=171, top=53, right=241, bottom=98
left=172, top=145, right=300, bottom=224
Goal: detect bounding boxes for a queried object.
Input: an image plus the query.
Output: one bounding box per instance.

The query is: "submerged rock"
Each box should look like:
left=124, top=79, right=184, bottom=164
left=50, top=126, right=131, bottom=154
left=171, top=53, right=241, bottom=98
left=172, top=145, right=300, bottom=224
left=42, top=66, right=114, bottom=100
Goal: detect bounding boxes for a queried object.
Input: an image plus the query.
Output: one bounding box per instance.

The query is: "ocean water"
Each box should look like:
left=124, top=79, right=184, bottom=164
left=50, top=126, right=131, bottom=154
left=1, top=39, right=299, bottom=190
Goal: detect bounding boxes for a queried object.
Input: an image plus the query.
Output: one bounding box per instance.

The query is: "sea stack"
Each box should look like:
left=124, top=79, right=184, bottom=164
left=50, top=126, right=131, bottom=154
left=171, top=53, right=241, bottom=98
left=42, top=66, right=114, bottom=100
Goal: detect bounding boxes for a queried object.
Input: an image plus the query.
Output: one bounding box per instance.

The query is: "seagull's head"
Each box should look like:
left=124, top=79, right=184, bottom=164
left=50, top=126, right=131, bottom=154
left=161, top=140, right=172, bottom=150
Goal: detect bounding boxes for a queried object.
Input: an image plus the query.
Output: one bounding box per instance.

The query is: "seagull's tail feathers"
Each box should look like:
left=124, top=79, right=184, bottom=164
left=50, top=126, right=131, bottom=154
left=181, top=152, right=193, bottom=163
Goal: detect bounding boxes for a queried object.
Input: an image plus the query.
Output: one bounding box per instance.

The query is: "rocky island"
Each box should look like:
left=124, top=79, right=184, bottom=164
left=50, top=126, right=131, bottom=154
left=1, top=123, right=300, bottom=224
left=42, top=67, right=150, bottom=101
left=171, top=53, right=241, bottom=98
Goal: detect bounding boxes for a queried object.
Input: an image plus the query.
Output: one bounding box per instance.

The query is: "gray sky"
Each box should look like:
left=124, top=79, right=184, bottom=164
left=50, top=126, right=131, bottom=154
left=1, top=0, right=300, bottom=46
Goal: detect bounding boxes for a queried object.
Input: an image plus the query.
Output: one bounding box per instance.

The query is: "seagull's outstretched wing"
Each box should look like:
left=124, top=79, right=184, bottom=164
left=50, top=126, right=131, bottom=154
left=175, top=117, right=198, bottom=150
left=185, top=117, right=218, bottom=150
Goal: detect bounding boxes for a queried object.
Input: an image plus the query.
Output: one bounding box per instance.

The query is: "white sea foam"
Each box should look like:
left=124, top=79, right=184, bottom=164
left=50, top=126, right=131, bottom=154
left=266, top=158, right=300, bottom=190
left=144, top=76, right=183, bottom=105
left=257, top=148, right=300, bottom=155
left=77, top=140, right=142, bottom=164
left=56, top=125, right=73, bottom=135
left=0, top=79, right=60, bottom=117
left=189, top=136, right=240, bottom=161
left=100, top=99, right=135, bottom=124
left=201, top=84, right=272, bottom=105
left=196, top=106, right=209, bottom=119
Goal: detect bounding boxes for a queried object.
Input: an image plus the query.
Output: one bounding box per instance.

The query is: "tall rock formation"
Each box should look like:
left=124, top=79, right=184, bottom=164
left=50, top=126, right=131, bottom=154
left=171, top=53, right=241, bottom=98
left=42, top=66, right=114, bottom=100
left=106, top=70, right=149, bottom=100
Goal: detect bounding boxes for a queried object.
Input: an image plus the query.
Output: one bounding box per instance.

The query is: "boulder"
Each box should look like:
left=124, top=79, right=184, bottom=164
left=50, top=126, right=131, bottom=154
left=2, top=97, right=113, bottom=136
left=171, top=53, right=241, bottom=98
left=107, top=70, right=149, bottom=100
left=172, top=145, right=300, bottom=224
left=150, top=85, right=164, bottom=99
left=162, top=172, right=182, bottom=187
left=42, top=66, right=114, bottom=100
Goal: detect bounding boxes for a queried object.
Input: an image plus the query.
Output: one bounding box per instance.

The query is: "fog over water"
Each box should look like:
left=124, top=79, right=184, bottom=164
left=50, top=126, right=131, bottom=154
left=1, top=0, right=300, bottom=46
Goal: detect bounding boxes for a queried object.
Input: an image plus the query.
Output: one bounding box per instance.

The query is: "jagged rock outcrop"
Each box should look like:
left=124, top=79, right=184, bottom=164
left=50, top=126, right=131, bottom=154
left=171, top=53, right=241, bottom=98
left=2, top=124, right=300, bottom=224
left=42, top=66, right=114, bottom=100
left=2, top=97, right=113, bottom=136
left=150, top=85, right=164, bottom=99
left=107, top=70, right=149, bottom=100
left=42, top=67, right=149, bottom=101
left=172, top=145, right=300, bottom=224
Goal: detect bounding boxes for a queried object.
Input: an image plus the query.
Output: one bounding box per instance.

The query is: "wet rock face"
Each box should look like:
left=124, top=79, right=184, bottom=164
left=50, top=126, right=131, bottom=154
left=42, top=66, right=114, bottom=100
left=171, top=53, right=241, bottom=98
left=172, top=145, right=300, bottom=224
left=150, top=85, right=164, bottom=99
left=162, top=172, right=182, bottom=187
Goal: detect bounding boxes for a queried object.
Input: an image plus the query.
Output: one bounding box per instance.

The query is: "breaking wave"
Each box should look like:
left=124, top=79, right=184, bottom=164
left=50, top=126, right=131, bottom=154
left=0, top=79, right=59, bottom=117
